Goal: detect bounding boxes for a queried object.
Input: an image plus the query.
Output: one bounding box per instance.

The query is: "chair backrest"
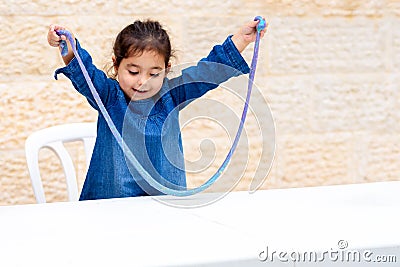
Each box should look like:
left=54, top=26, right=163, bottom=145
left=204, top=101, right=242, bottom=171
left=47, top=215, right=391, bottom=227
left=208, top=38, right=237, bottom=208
left=25, top=122, right=97, bottom=203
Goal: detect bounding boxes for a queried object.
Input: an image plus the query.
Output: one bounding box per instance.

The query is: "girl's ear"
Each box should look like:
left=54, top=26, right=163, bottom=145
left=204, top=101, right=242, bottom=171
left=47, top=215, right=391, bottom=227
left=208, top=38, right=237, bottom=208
left=165, top=62, right=171, bottom=74
left=112, top=56, right=118, bottom=74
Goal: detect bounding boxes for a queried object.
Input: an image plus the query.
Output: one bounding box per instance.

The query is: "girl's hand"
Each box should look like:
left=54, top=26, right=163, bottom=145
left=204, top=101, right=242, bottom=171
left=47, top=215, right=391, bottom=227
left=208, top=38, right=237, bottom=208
left=231, top=17, right=267, bottom=53
left=47, top=24, right=75, bottom=65
left=47, top=24, right=68, bottom=47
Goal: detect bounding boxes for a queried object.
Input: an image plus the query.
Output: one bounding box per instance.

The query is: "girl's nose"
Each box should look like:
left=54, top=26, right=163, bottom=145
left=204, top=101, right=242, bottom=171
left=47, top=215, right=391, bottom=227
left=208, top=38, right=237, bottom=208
left=137, top=74, right=148, bottom=86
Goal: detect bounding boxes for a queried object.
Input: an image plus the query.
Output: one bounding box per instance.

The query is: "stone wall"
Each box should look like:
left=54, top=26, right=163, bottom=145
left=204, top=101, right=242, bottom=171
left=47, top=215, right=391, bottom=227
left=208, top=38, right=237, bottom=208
left=1, top=0, right=399, bottom=205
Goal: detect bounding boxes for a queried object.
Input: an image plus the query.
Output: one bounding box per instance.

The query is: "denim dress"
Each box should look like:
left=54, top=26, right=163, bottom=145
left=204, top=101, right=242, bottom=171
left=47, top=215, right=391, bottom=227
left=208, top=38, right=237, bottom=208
left=55, top=36, right=250, bottom=200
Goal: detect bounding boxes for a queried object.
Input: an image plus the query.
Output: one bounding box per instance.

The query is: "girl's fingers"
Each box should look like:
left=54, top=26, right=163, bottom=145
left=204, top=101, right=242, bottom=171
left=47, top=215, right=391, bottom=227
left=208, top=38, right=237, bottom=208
left=251, top=20, right=259, bottom=26
left=48, top=24, right=69, bottom=46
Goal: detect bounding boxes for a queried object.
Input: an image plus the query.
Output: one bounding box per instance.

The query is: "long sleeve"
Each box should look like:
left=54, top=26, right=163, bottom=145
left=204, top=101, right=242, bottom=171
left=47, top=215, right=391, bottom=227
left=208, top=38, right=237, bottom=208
left=54, top=39, right=119, bottom=111
left=166, top=35, right=250, bottom=109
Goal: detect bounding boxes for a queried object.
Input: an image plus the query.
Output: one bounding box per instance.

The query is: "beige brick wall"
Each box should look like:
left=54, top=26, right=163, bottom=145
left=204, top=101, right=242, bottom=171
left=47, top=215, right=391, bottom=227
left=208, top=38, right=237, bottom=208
left=1, top=0, right=399, bottom=205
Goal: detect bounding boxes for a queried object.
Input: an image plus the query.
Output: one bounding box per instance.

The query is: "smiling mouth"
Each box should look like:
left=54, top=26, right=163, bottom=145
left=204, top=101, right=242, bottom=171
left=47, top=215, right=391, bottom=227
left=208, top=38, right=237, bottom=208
left=133, top=88, right=148, bottom=93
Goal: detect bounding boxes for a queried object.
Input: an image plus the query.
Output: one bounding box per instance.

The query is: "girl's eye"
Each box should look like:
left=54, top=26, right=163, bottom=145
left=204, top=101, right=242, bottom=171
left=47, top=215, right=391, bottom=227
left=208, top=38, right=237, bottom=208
left=150, top=73, right=160, bottom=77
left=128, top=71, right=139, bottom=75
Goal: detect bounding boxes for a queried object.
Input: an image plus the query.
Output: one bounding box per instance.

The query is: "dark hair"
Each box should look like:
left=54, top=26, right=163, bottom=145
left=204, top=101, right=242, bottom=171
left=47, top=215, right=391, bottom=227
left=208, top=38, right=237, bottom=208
left=108, top=19, right=174, bottom=79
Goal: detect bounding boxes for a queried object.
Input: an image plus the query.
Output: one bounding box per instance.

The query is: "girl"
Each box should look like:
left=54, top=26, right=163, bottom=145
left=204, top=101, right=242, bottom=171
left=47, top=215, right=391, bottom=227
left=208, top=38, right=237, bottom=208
left=47, top=18, right=266, bottom=200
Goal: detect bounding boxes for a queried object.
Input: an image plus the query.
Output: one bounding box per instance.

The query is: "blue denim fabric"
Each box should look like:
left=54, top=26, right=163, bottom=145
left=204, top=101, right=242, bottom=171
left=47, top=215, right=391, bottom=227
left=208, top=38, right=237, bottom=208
left=54, top=36, right=250, bottom=200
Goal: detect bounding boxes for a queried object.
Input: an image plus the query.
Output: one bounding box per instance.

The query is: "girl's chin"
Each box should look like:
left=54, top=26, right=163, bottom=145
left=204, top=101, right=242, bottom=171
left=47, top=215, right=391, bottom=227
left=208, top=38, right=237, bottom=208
left=126, top=88, right=160, bottom=101
left=130, top=93, right=152, bottom=101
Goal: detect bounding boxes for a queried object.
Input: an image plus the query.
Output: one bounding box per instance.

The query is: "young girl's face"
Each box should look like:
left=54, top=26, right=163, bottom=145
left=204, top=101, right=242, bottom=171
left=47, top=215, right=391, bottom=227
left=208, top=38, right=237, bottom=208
left=116, top=50, right=167, bottom=101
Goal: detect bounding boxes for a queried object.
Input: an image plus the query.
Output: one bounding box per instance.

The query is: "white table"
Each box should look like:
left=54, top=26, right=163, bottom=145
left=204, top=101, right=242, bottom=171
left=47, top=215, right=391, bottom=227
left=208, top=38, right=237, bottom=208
left=0, top=181, right=399, bottom=266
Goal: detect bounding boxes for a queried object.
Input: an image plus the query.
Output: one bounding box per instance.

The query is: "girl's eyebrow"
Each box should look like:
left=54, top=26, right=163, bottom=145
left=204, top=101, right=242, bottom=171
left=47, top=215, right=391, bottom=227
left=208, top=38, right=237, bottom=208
left=127, top=63, right=163, bottom=70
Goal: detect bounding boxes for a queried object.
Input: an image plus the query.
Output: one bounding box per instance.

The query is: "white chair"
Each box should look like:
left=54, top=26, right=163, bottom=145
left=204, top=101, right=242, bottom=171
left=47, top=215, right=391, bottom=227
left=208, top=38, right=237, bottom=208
left=25, top=122, right=97, bottom=203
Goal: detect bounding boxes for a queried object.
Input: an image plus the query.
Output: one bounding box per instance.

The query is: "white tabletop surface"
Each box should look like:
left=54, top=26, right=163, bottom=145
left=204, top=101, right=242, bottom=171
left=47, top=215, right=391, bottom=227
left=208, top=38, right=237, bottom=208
left=0, top=181, right=399, bottom=266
